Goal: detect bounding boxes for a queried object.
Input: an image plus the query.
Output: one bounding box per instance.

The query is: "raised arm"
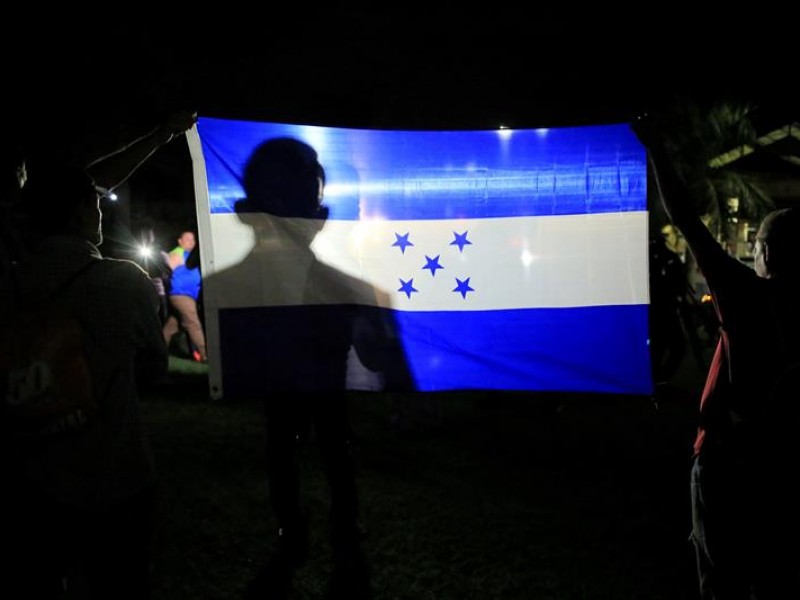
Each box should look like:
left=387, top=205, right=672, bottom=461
left=631, top=115, right=726, bottom=273
left=87, top=110, right=197, bottom=192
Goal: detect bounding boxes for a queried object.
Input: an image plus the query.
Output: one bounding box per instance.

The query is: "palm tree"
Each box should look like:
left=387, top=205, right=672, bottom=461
left=649, top=96, right=774, bottom=249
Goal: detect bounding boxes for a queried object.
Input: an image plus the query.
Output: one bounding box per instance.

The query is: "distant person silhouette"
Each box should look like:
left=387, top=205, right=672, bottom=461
left=163, top=230, right=207, bottom=361
left=634, top=113, right=800, bottom=599
left=648, top=233, right=689, bottom=383
left=206, top=137, right=413, bottom=599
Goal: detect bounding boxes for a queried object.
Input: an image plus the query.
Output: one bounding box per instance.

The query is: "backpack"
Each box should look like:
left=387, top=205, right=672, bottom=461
left=1, top=260, right=100, bottom=440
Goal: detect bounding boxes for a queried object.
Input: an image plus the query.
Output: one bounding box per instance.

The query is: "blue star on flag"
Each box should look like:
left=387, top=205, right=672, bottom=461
left=422, top=255, right=444, bottom=277
left=392, top=232, right=414, bottom=254
left=398, top=278, right=419, bottom=299
left=453, top=277, right=475, bottom=299
left=450, top=231, right=472, bottom=252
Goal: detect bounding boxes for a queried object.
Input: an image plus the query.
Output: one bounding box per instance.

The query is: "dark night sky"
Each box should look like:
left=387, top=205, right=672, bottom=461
left=6, top=12, right=798, bottom=245
left=11, top=12, right=799, bottom=142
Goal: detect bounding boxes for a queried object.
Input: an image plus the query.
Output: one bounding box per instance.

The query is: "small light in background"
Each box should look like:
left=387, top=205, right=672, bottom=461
left=108, top=192, right=118, bottom=201
left=497, top=125, right=513, bottom=140
left=138, top=244, right=152, bottom=259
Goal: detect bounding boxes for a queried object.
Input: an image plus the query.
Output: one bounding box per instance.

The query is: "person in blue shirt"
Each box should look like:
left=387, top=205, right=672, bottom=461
left=162, top=230, right=207, bottom=361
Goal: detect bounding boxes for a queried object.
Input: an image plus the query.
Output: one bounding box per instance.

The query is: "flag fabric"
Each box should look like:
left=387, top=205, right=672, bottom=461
left=189, top=118, right=651, bottom=399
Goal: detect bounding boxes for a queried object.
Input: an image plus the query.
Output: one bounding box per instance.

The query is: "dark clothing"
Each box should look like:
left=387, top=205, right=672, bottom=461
left=685, top=229, right=800, bottom=598
left=691, top=452, right=799, bottom=600
left=690, top=237, right=799, bottom=458
left=636, top=116, right=800, bottom=599
left=11, top=236, right=165, bottom=504
left=214, top=254, right=410, bottom=521
left=207, top=221, right=410, bottom=599
left=649, top=238, right=689, bottom=381
left=211, top=248, right=412, bottom=396
left=264, top=391, right=359, bottom=540
left=227, top=139, right=409, bottom=598
left=5, top=477, right=156, bottom=600
left=3, top=235, right=167, bottom=598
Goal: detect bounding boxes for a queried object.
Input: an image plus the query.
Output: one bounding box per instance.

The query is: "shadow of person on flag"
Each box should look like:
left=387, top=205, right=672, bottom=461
left=205, top=137, right=413, bottom=599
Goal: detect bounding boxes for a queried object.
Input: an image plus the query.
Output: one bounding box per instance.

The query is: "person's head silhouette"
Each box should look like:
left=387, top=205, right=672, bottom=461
left=236, top=137, right=328, bottom=220
left=21, top=157, right=103, bottom=246
left=753, top=207, right=800, bottom=279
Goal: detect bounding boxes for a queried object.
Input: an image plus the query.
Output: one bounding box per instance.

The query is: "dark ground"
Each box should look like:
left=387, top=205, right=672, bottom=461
left=142, top=353, right=706, bottom=599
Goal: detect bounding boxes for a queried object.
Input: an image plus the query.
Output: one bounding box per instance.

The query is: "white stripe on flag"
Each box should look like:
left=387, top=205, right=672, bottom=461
left=206, top=211, right=649, bottom=311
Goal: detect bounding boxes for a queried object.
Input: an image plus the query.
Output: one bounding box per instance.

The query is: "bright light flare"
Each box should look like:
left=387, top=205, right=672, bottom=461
left=497, top=125, right=513, bottom=141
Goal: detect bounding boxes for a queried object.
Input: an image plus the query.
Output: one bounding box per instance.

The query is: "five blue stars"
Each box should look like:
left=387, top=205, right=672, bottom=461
left=393, top=232, right=477, bottom=300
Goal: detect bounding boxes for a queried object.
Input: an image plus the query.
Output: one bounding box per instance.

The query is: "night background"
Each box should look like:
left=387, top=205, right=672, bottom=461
left=5, top=11, right=800, bottom=598
left=9, top=12, right=798, bottom=251
left=11, top=12, right=799, bottom=136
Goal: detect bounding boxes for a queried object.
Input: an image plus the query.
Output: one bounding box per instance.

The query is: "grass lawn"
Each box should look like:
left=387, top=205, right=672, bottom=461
left=142, top=367, right=702, bottom=599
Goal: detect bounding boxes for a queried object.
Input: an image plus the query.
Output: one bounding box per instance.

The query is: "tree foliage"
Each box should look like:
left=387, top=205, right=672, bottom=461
left=647, top=96, right=774, bottom=241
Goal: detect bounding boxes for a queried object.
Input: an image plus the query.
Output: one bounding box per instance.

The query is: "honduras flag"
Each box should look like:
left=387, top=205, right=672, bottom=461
left=189, top=117, right=651, bottom=399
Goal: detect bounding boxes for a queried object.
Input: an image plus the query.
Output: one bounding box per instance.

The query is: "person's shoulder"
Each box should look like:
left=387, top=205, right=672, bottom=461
left=311, top=260, right=377, bottom=303
left=98, top=259, right=161, bottom=310
left=96, top=257, right=152, bottom=286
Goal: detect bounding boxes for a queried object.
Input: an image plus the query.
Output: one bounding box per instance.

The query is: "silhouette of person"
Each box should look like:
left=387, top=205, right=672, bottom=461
left=2, top=110, right=196, bottom=324
left=648, top=232, right=689, bottom=383
left=3, top=157, right=168, bottom=599
left=634, top=113, right=800, bottom=599
left=659, top=222, right=718, bottom=374
left=204, top=137, right=413, bottom=599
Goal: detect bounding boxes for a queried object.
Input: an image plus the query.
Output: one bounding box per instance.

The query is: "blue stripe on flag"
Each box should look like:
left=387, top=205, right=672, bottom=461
left=394, top=305, right=652, bottom=394
left=198, top=118, right=646, bottom=220
left=217, top=304, right=652, bottom=398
